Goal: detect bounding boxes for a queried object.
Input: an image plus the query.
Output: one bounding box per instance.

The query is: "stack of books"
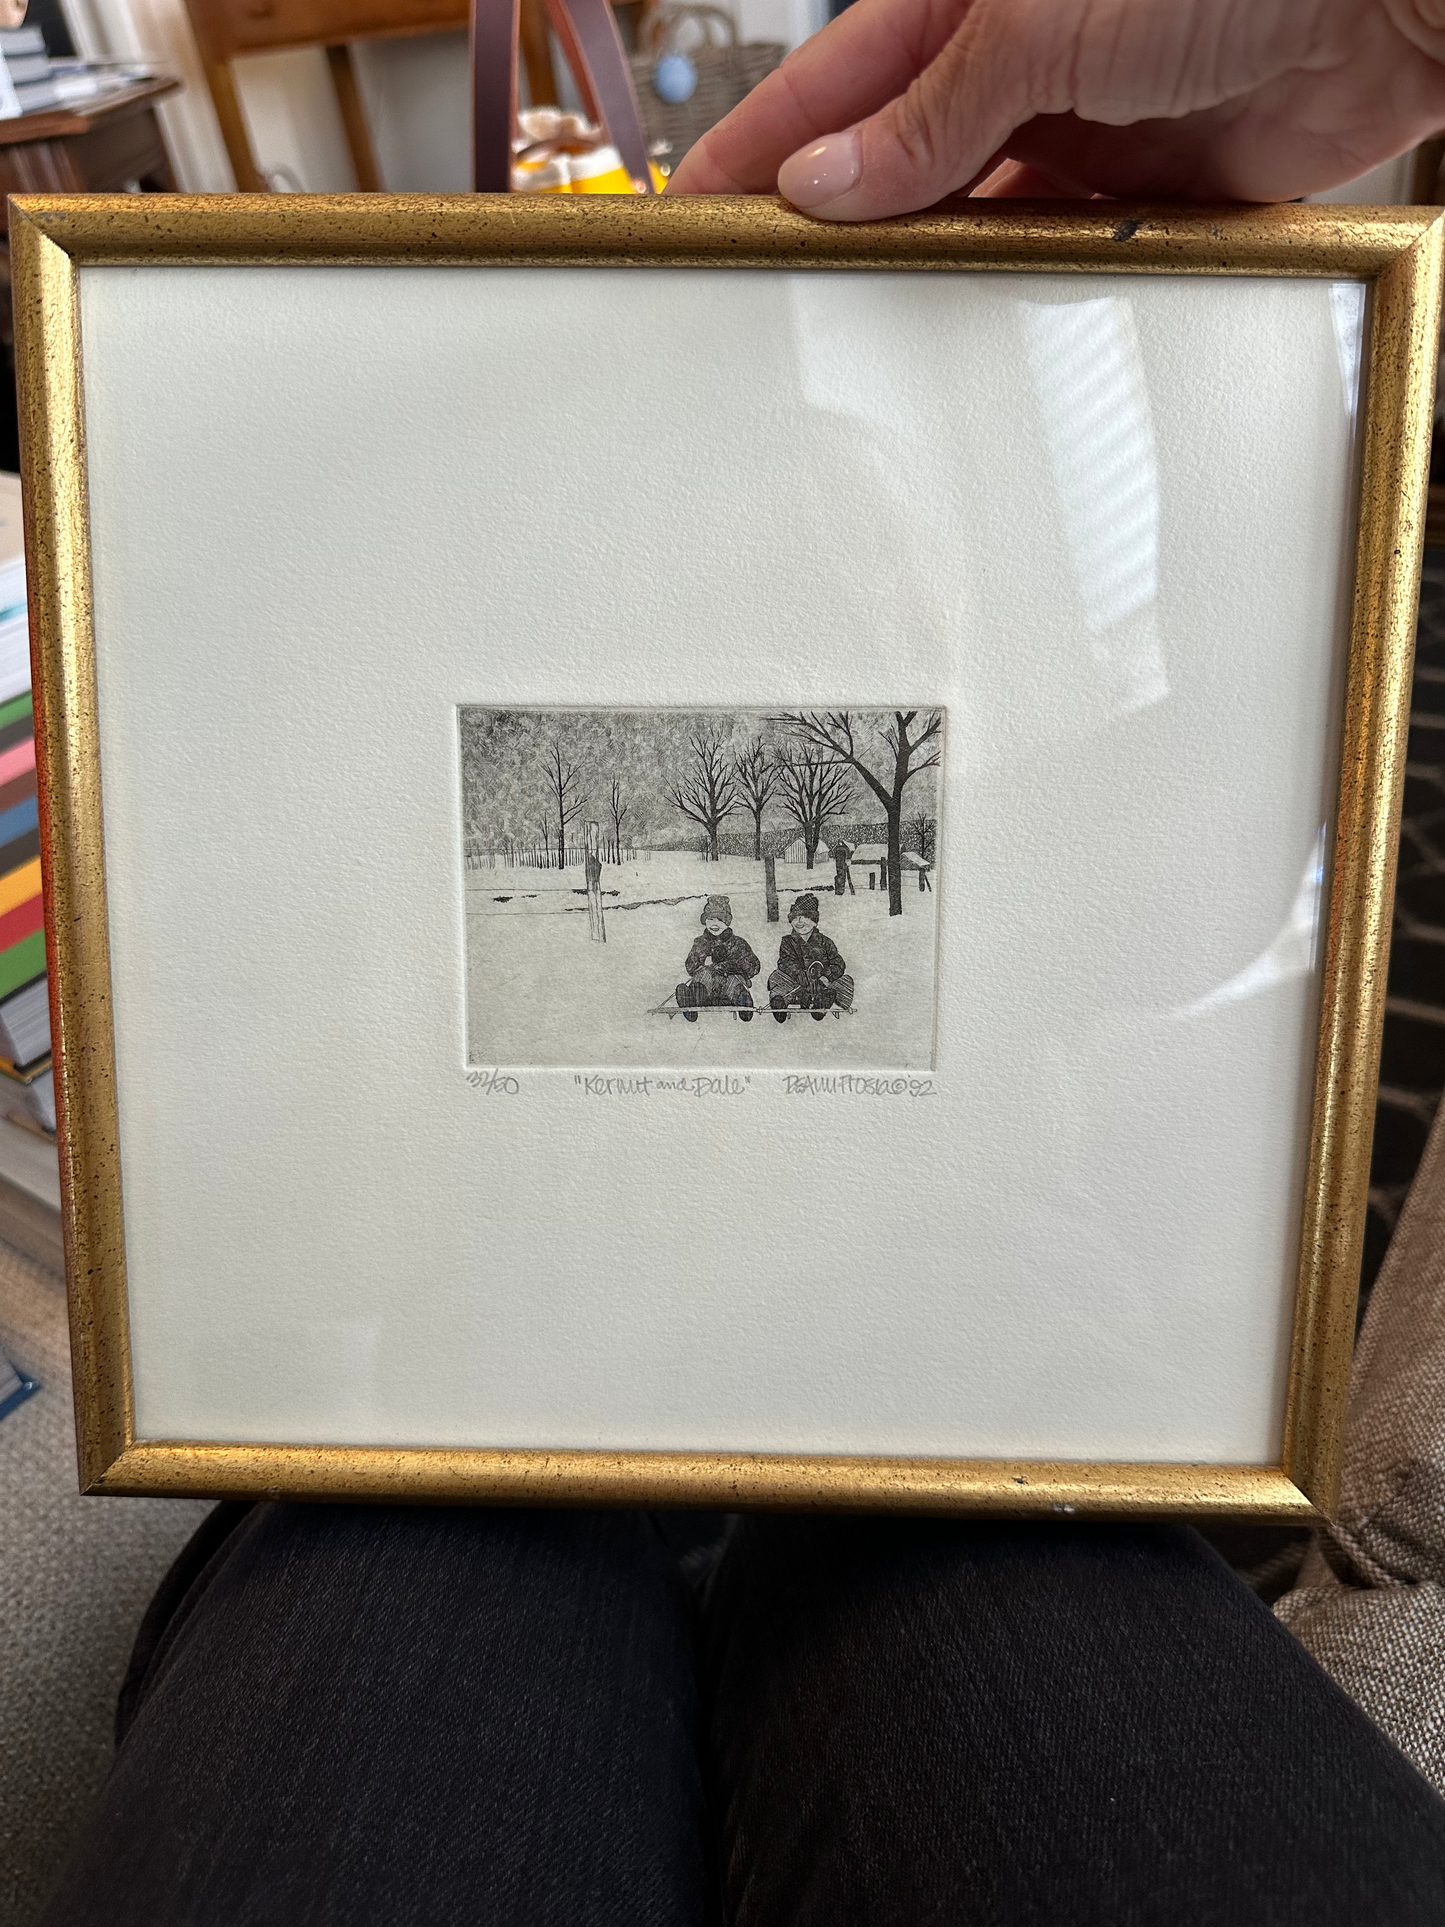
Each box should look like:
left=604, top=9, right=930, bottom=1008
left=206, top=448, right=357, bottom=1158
left=0, top=966, right=52, bottom=1137
left=0, top=477, right=52, bottom=1134
left=0, top=477, right=60, bottom=1271
left=0, top=26, right=152, bottom=117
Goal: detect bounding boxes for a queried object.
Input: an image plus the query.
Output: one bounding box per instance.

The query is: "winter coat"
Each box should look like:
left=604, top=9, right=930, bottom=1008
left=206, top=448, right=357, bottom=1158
left=775, top=928, right=846, bottom=990
left=685, top=928, right=761, bottom=982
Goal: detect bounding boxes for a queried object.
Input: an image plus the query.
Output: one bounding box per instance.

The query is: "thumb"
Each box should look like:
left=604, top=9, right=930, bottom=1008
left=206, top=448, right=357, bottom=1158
left=776, top=0, right=1038, bottom=219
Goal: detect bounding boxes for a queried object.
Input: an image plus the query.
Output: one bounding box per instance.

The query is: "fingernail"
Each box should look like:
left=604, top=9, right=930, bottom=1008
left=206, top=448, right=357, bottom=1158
left=778, top=129, right=861, bottom=211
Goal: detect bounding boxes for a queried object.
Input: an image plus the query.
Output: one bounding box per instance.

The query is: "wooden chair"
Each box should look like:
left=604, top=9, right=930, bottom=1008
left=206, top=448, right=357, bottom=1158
left=184, top=0, right=558, bottom=190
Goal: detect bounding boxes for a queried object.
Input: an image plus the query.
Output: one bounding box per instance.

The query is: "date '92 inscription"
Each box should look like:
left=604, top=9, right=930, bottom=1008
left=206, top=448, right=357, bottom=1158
left=784, top=1075, right=934, bottom=1097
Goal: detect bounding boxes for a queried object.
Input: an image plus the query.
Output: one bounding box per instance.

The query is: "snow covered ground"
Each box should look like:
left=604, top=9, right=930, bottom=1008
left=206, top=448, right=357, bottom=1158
left=464, top=851, right=939, bottom=1069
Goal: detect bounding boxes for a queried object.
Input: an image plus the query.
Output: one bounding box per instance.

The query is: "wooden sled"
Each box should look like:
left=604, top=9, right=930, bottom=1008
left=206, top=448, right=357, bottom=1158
left=648, top=995, right=855, bottom=1021
left=648, top=995, right=754, bottom=1021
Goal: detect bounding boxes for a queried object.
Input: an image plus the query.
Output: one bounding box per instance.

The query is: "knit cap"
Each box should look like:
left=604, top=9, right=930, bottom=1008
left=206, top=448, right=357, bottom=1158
left=789, top=894, right=820, bottom=924
left=701, top=895, right=733, bottom=927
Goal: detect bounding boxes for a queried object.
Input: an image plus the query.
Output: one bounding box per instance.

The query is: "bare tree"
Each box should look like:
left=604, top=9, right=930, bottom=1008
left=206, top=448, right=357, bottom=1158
left=666, top=731, right=738, bottom=862
left=544, top=738, right=586, bottom=870
left=732, top=736, right=780, bottom=861
left=905, top=810, right=936, bottom=863
left=608, top=775, right=629, bottom=864
left=774, top=743, right=853, bottom=871
left=772, top=710, right=941, bottom=914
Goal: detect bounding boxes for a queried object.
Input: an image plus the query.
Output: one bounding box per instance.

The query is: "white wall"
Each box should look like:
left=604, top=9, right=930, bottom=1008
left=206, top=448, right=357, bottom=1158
left=353, top=32, right=471, bottom=192
left=1308, top=153, right=1417, bottom=206
left=63, top=0, right=239, bottom=189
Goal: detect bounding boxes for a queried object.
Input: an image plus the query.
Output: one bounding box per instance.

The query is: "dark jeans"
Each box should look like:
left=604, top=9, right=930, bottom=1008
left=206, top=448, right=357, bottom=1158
left=37, top=1507, right=1445, bottom=1926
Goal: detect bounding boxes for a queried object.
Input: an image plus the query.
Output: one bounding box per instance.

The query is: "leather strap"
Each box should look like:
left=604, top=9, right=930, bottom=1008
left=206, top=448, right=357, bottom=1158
left=472, top=0, right=656, bottom=193
left=543, top=0, right=654, bottom=190
left=472, top=0, right=521, bottom=191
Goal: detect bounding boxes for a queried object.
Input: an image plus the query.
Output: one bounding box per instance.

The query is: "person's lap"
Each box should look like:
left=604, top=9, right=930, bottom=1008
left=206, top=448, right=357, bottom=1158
left=706, top=1516, right=1445, bottom=1924
left=36, top=1505, right=1445, bottom=1927
left=40, top=1506, right=707, bottom=1927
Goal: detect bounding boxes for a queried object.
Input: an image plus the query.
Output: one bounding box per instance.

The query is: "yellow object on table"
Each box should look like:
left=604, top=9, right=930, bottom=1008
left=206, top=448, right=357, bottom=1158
left=566, top=143, right=634, bottom=192
left=566, top=144, right=668, bottom=193
left=512, top=136, right=668, bottom=194
left=511, top=153, right=571, bottom=192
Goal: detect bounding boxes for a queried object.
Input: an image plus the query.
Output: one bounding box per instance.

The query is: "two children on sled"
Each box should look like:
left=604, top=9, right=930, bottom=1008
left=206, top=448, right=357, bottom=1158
left=676, top=892, right=855, bottom=1024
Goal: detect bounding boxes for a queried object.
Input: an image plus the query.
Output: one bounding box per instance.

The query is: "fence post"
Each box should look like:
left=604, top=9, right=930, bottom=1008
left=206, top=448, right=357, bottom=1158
left=585, top=822, right=606, bottom=943
left=764, top=854, right=779, bottom=923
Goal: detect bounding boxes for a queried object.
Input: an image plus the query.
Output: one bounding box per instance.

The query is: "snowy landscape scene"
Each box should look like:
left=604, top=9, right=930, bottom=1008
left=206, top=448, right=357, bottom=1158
left=459, top=707, right=944, bottom=1070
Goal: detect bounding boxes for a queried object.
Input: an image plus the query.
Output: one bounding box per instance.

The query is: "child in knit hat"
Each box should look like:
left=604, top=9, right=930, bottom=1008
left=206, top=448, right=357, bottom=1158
left=768, top=894, right=854, bottom=1022
left=676, top=894, right=761, bottom=1021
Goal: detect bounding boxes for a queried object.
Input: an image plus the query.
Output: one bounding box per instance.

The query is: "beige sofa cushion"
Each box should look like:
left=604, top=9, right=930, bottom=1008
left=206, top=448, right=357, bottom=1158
left=1276, top=1096, right=1445, bottom=1789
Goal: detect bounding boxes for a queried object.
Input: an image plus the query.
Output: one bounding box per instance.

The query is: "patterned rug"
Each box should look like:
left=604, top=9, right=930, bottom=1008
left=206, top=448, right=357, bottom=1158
left=0, top=1253, right=209, bottom=1923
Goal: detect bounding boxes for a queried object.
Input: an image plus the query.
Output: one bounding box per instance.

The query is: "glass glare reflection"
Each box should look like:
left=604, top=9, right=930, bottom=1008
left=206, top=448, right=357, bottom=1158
left=1175, top=827, right=1327, bottom=1016
left=1330, top=282, right=1366, bottom=436
left=1018, top=295, right=1168, bottom=719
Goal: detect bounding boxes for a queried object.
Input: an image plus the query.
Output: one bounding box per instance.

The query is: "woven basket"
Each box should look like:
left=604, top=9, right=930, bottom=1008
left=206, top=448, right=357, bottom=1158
left=629, top=5, right=784, bottom=164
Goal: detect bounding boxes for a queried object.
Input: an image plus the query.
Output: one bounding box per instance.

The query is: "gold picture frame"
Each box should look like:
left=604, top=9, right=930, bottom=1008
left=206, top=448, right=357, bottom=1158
left=12, top=192, right=1442, bottom=1519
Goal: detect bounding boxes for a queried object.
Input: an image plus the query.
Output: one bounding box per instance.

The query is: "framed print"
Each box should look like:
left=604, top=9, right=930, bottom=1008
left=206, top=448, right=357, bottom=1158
left=12, top=194, right=1441, bottom=1518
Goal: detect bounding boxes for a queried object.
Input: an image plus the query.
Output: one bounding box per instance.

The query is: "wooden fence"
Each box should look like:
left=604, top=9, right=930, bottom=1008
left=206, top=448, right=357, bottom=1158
left=465, top=842, right=642, bottom=871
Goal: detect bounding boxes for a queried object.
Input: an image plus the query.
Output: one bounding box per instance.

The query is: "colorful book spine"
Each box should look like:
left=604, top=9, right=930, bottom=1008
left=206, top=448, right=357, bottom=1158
left=0, top=690, right=44, bottom=1000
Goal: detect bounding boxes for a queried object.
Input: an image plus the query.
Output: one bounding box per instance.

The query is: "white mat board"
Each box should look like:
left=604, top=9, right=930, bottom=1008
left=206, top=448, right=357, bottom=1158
left=75, top=265, right=1360, bottom=1459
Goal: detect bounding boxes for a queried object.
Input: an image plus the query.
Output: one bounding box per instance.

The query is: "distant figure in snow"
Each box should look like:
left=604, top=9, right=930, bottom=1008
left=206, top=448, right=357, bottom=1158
left=769, top=894, right=854, bottom=1023
left=677, top=895, right=760, bottom=1022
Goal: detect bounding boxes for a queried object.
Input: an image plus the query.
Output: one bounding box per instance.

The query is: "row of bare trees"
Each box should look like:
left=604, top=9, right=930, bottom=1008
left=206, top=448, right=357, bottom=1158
left=665, top=711, right=941, bottom=916
left=666, top=732, right=855, bottom=871
left=523, top=711, right=939, bottom=916
left=538, top=741, right=633, bottom=866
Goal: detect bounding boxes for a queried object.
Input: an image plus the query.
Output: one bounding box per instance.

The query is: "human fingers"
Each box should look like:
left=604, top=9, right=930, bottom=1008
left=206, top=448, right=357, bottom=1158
left=678, top=0, right=1445, bottom=213
left=668, top=0, right=966, bottom=193
left=774, top=0, right=1071, bottom=218
left=770, top=0, right=1386, bottom=220
left=1001, top=42, right=1445, bottom=201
